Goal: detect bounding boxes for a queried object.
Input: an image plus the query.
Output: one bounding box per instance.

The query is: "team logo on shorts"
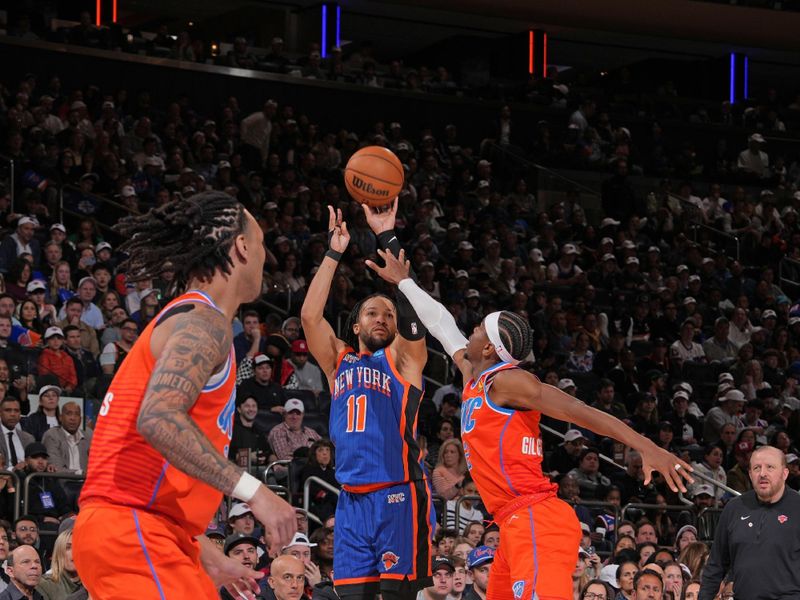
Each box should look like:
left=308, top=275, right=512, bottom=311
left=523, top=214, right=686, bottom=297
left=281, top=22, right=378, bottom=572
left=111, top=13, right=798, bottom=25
left=382, top=551, right=400, bottom=570
left=779, top=514, right=789, bottom=524
left=512, top=580, right=525, bottom=598
left=387, top=493, right=406, bottom=504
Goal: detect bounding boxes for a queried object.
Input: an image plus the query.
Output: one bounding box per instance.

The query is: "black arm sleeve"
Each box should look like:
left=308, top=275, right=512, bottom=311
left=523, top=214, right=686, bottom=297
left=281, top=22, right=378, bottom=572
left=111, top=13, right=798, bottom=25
left=377, top=230, right=428, bottom=341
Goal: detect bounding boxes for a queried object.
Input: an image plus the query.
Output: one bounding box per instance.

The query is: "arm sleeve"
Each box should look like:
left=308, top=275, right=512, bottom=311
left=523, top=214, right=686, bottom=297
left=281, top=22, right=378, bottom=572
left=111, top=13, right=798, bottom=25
left=377, top=231, right=427, bottom=341
left=699, top=504, right=732, bottom=600
left=397, top=278, right=467, bottom=357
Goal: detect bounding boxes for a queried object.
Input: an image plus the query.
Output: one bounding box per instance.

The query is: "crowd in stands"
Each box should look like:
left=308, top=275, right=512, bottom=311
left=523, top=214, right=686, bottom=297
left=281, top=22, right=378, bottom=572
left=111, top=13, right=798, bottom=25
left=2, top=23, right=800, bottom=596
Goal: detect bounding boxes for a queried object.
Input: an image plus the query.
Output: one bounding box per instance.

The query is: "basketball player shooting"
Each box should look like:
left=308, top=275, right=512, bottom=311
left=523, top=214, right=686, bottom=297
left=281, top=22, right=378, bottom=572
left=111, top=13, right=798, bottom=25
left=366, top=249, right=694, bottom=600
left=301, top=205, right=435, bottom=600
left=73, top=192, right=296, bottom=600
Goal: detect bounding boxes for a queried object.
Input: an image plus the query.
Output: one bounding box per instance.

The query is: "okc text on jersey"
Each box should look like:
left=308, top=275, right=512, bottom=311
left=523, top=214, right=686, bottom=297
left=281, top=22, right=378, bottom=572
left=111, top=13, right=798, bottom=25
left=334, top=366, right=393, bottom=398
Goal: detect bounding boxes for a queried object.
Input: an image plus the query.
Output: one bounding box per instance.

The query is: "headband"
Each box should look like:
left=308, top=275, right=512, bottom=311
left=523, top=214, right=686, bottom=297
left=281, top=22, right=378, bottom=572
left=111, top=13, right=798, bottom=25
left=485, top=311, right=518, bottom=365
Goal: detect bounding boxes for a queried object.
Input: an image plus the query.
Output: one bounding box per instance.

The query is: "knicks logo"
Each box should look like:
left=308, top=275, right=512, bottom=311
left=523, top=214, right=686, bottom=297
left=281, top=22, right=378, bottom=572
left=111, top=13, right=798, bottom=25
left=512, top=581, right=525, bottom=599
left=779, top=514, right=789, bottom=524
left=382, top=552, right=399, bottom=570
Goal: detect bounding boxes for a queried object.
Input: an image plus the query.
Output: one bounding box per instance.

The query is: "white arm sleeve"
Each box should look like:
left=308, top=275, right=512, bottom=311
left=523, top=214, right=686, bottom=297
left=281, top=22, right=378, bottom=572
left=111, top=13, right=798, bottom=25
left=397, top=278, right=468, bottom=357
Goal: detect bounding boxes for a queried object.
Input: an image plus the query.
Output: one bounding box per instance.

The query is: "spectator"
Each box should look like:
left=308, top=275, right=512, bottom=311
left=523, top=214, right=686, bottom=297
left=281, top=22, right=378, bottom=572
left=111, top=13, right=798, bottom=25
left=615, top=561, right=639, bottom=600
left=228, top=396, right=274, bottom=468
left=228, top=503, right=256, bottom=537
left=0, top=545, right=43, bottom=600
left=62, top=326, right=99, bottom=396
left=42, top=402, right=91, bottom=475
left=611, top=451, right=653, bottom=505
left=673, top=525, right=697, bottom=554
left=631, top=570, right=662, bottom=600
left=432, top=438, right=468, bottom=501
left=281, top=532, right=322, bottom=589
left=237, top=355, right=287, bottom=412
left=37, top=328, right=77, bottom=394
left=669, top=320, right=705, bottom=367
left=57, top=278, right=103, bottom=331
left=663, top=391, right=701, bottom=447
left=234, top=310, right=267, bottom=365
left=308, top=527, right=334, bottom=578
left=1, top=397, right=33, bottom=470
left=702, top=318, right=738, bottom=364
left=35, top=528, right=83, bottom=600
left=98, top=318, right=138, bottom=376
left=299, top=440, right=338, bottom=521
left=445, top=476, right=483, bottom=533
left=549, top=430, right=587, bottom=475
left=268, top=555, right=306, bottom=600
left=418, top=557, right=454, bottom=600
left=15, top=443, right=67, bottom=523
left=56, top=299, right=99, bottom=357
left=703, top=389, right=746, bottom=445
left=289, top=340, right=324, bottom=395
left=267, top=399, right=321, bottom=462
left=569, top=447, right=611, bottom=500
left=463, top=547, right=493, bottom=600
left=22, top=385, right=62, bottom=442
left=0, top=218, right=40, bottom=274
left=736, top=133, right=769, bottom=179
left=221, top=533, right=266, bottom=600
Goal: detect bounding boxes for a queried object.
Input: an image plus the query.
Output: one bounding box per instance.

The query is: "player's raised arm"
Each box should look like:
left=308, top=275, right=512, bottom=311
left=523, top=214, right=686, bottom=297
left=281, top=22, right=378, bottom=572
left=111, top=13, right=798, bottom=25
left=489, top=369, right=694, bottom=493
left=300, top=206, right=348, bottom=384
left=366, top=248, right=471, bottom=379
left=137, top=304, right=295, bottom=554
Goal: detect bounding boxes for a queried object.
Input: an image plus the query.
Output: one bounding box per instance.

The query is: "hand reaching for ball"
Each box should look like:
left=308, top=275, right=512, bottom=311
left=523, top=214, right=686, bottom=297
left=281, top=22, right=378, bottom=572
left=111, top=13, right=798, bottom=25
left=363, top=197, right=398, bottom=234
left=327, top=206, right=350, bottom=253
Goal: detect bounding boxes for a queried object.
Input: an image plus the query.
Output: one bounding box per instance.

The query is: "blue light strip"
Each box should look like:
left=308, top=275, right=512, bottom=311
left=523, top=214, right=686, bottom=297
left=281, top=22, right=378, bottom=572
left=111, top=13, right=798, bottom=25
left=744, top=55, right=749, bottom=100
left=729, top=52, right=735, bottom=104
left=321, top=4, right=328, bottom=58
left=336, top=5, right=341, bottom=49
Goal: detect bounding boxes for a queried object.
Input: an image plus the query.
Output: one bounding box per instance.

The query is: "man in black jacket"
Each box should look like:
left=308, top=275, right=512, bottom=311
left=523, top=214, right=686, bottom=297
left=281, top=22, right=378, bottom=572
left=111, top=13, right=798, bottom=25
left=237, top=355, right=287, bottom=412
left=700, top=446, right=800, bottom=600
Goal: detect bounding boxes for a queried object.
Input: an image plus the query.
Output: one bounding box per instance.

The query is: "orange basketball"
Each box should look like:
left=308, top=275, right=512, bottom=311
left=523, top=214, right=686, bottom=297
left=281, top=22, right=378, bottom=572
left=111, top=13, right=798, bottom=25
left=344, top=146, right=404, bottom=207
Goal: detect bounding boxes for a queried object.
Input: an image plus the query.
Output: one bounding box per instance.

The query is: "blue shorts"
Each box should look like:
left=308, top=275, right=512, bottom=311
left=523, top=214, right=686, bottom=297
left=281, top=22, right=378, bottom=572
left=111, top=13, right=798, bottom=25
left=333, top=480, right=435, bottom=595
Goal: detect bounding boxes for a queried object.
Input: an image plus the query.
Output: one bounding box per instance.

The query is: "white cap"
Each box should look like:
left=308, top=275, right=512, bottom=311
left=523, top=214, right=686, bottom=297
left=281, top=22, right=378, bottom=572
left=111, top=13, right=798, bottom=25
left=44, top=326, right=64, bottom=340
left=718, top=372, right=734, bottom=383
left=228, top=503, right=253, bottom=519
left=459, top=241, right=474, bottom=251
left=49, top=223, right=66, bottom=233
left=787, top=453, right=800, bottom=464
left=648, top=246, right=661, bottom=253
left=702, top=257, right=715, bottom=265
left=95, top=242, right=112, bottom=253
left=600, top=218, right=620, bottom=228
left=78, top=276, right=97, bottom=289
left=38, top=385, right=61, bottom=396
left=689, top=275, right=701, bottom=283
left=18, top=216, right=37, bottom=227
left=622, top=240, right=636, bottom=249
left=673, top=390, right=690, bottom=401
left=600, top=237, right=614, bottom=246
left=562, top=243, right=578, bottom=255
left=529, top=248, right=544, bottom=263
left=692, top=484, right=715, bottom=497
left=602, top=253, right=617, bottom=262
left=677, top=264, right=689, bottom=273
left=284, top=398, right=305, bottom=413
left=121, top=185, right=136, bottom=197
left=562, top=429, right=586, bottom=445
left=676, top=382, right=694, bottom=395
left=762, top=310, right=777, bottom=320
left=558, top=378, right=576, bottom=390
left=723, top=389, right=746, bottom=403
left=625, top=256, right=639, bottom=265
left=683, top=296, right=697, bottom=305
left=282, top=532, right=317, bottom=551
left=455, top=270, right=469, bottom=279
left=465, top=289, right=480, bottom=299
left=26, top=280, right=46, bottom=293
left=783, top=397, right=800, bottom=412
left=750, top=133, right=766, bottom=143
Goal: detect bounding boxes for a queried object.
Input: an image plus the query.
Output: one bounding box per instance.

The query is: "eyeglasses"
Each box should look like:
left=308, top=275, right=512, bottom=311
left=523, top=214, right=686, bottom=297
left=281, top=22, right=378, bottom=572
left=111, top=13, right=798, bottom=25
left=584, top=594, right=606, bottom=600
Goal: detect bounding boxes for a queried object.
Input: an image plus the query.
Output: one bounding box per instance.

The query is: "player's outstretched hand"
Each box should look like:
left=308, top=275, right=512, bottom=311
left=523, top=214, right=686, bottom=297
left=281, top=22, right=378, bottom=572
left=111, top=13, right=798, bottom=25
left=362, top=196, right=398, bottom=234
left=327, top=205, right=350, bottom=253
left=249, top=484, right=297, bottom=557
left=199, top=536, right=264, bottom=600
left=366, top=248, right=411, bottom=285
left=640, top=444, right=694, bottom=493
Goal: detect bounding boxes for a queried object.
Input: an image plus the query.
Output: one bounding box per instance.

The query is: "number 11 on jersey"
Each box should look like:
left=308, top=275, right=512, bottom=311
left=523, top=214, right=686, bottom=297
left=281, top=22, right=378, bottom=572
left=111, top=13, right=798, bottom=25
left=346, top=394, right=367, bottom=432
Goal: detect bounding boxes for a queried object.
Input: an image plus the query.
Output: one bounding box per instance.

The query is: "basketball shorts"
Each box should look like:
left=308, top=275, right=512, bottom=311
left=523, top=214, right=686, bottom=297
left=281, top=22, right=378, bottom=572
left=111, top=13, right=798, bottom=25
left=333, top=480, right=435, bottom=597
left=74, top=503, right=219, bottom=600
left=487, top=495, right=582, bottom=600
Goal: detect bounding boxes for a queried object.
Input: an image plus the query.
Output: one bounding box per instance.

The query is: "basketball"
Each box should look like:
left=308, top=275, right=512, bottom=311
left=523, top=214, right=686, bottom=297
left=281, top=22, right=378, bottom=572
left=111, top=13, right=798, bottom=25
left=344, top=146, right=404, bottom=207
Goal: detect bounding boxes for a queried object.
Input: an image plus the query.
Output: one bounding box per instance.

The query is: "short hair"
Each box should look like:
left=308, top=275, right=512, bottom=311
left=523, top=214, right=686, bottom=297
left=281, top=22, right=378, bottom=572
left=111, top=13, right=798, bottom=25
left=751, top=444, right=787, bottom=468
left=242, top=310, right=260, bottom=322
left=634, top=569, right=663, bottom=590
left=14, top=515, right=37, bottom=528
left=121, top=318, right=139, bottom=329
left=0, top=397, right=20, bottom=408
left=434, top=528, right=458, bottom=544
left=451, top=555, right=466, bottom=569
left=616, top=560, right=639, bottom=581
left=65, top=297, right=83, bottom=309
left=62, top=325, right=80, bottom=336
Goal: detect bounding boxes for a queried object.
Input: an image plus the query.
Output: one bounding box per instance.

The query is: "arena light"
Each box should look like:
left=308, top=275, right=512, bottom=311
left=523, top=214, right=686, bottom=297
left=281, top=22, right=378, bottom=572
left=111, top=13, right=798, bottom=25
left=96, top=0, right=101, bottom=26
left=528, top=30, right=534, bottom=74
left=113, top=0, right=117, bottom=23
left=543, top=32, right=548, bottom=73
left=321, top=3, right=328, bottom=58
left=336, top=5, right=341, bottom=49
left=729, top=52, right=735, bottom=104
left=744, top=55, right=749, bottom=100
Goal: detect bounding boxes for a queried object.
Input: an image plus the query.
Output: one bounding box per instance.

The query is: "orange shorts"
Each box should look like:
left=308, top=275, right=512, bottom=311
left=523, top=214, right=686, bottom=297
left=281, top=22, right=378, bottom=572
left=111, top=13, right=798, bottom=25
left=487, top=495, right=582, bottom=600
left=73, top=503, right=218, bottom=599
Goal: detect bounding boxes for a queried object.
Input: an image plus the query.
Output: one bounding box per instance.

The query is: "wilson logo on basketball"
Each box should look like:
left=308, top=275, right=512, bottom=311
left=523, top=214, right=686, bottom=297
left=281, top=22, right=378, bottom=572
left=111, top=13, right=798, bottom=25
left=382, top=551, right=399, bottom=570
left=350, top=174, right=390, bottom=197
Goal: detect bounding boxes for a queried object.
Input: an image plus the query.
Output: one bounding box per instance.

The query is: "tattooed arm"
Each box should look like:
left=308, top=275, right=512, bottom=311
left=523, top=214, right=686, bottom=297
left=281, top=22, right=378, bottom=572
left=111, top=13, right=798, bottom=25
left=138, top=303, right=296, bottom=554
left=138, top=304, right=243, bottom=493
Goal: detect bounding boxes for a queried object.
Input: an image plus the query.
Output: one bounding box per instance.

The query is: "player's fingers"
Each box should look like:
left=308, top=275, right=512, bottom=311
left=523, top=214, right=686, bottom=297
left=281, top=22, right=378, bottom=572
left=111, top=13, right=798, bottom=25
left=327, top=205, right=335, bottom=229
left=341, top=220, right=349, bottom=237
left=365, top=259, right=380, bottom=273
left=392, top=196, right=399, bottom=213
left=337, top=208, right=343, bottom=226
left=397, top=248, right=405, bottom=263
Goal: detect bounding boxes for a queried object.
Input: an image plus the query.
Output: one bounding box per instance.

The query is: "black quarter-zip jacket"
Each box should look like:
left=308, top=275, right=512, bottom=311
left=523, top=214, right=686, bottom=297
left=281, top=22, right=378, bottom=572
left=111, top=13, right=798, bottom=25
left=700, top=488, right=800, bottom=600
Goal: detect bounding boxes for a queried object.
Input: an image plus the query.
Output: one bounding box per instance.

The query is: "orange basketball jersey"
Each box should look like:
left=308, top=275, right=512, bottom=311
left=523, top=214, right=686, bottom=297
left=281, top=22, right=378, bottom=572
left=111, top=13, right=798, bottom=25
left=460, top=362, right=557, bottom=516
left=79, top=290, right=237, bottom=536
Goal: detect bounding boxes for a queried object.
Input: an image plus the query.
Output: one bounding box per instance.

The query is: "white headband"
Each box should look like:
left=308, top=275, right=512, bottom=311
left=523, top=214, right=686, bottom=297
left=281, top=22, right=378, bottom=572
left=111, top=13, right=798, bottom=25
left=485, top=311, right=518, bottom=364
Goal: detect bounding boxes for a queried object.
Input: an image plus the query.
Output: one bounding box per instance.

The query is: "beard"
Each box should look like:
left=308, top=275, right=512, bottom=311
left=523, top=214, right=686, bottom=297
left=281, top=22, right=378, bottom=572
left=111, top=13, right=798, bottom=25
left=361, top=331, right=396, bottom=352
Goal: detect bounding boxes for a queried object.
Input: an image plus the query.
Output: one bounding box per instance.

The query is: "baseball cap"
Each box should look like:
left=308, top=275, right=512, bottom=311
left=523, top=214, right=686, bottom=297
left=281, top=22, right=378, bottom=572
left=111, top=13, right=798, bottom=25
left=458, top=241, right=474, bottom=251
left=648, top=246, right=661, bottom=254
left=529, top=249, right=545, bottom=263
left=602, top=253, right=617, bottom=262
left=144, top=156, right=164, bottom=168
left=689, top=275, right=701, bottom=283
left=600, top=237, right=614, bottom=246
left=121, top=185, right=136, bottom=198
left=718, top=372, right=734, bottom=383
left=735, top=440, right=754, bottom=456
left=44, top=327, right=64, bottom=340
left=282, top=532, right=318, bottom=551
left=621, top=240, right=636, bottom=249
left=578, top=547, right=590, bottom=558
left=562, top=243, right=578, bottom=255
left=292, top=339, right=308, bottom=354
left=625, top=256, right=639, bottom=265
left=599, top=565, right=618, bottom=587
left=750, top=133, right=766, bottom=143
left=675, top=524, right=697, bottom=542
left=26, top=280, right=46, bottom=293
left=224, top=533, right=260, bottom=555
left=253, top=354, right=273, bottom=366
left=580, top=522, right=591, bottom=534
left=18, top=216, right=37, bottom=227
left=284, top=398, right=305, bottom=413
left=672, top=391, right=690, bottom=403
left=683, top=296, right=697, bottom=306
left=677, top=264, right=689, bottom=273
left=25, top=442, right=48, bottom=459
left=218, top=160, right=232, bottom=170
left=432, top=556, right=455, bottom=573
left=49, top=223, right=66, bottom=233
left=38, top=385, right=61, bottom=397
left=787, top=453, right=800, bottom=464
left=455, top=270, right=469, bottom=279
left=465, top=289, right=480, bottom=299
left=600, top=218, right=620, bottom=228
left=467, top=546, right=495, bottom=569
left=692, top=484, right=714, bottom=498
left=675, top=382, right=694, bottom=395
left=264, top=202, right=279, bottom=211
left=562, top=429, right=586, bottom=445
left=205, top=523, right=226, bottom=540
left=723, top=389, right=746, bottom=403
left=783, top=397, right=800, bottom=412
left=558, top=378, right=576, bottom=390
left=78, top=276, right=97, bottom=288
left=762, top=310, right=777, bottom=320
left=228, top=503, right=253, bottom=520
left=95, top=242, right=112, bottom=253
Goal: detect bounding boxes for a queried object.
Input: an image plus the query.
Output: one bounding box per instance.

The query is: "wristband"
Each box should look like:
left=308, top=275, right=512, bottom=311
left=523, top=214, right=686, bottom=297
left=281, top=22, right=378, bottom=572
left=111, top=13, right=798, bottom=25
left=377, top=230, right=402, bottom=256
left=325, top=249, right=343, bottom=261
left=232, top=471, right=260, bottom=502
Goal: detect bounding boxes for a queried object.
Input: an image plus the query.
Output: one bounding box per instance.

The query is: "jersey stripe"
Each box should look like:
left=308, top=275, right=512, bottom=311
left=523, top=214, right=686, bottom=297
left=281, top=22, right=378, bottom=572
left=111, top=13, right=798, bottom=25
left=133, top=509, right=167, bottom=600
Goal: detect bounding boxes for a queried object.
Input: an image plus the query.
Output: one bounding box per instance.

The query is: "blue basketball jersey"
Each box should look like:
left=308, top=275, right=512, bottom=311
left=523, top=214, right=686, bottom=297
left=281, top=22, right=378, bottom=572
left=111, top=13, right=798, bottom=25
left=330, top=346, right=425, bottom=488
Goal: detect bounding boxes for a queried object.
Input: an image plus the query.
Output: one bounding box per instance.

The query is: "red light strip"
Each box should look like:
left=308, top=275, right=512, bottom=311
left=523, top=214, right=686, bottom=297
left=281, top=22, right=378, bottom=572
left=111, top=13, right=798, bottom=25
left=96, top=0, right=101, bottom=25
left=113, top=0, right=118, bottom=22
left=543, top=32, right=548, bottom=73
left=528, top=30, right=534, bottom=74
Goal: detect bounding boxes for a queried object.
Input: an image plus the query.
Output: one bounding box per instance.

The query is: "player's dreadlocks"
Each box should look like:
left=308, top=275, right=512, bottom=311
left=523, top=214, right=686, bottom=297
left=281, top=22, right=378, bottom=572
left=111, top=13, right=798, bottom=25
left=342, top=293, right=395, bottom=350
left=114, top=191, right=246, bottom=284
left=497, top=311, right=534, bottom=361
